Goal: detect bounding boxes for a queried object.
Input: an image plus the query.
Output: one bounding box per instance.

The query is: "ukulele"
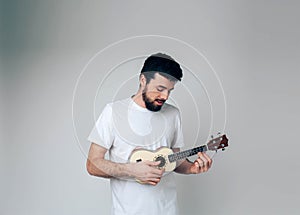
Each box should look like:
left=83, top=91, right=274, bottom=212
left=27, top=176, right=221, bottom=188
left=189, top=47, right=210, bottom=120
left=129, top=134, right=229, bottom=172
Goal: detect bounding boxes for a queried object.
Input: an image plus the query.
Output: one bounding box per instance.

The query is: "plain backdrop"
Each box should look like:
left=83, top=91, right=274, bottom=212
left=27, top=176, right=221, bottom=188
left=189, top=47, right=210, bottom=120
left=1, top=1, right=300, bottom=215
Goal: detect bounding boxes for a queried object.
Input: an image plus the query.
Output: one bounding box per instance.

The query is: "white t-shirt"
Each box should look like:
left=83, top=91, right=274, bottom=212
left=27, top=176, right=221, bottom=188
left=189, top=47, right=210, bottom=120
left=88, top=98, right=184, bottom=215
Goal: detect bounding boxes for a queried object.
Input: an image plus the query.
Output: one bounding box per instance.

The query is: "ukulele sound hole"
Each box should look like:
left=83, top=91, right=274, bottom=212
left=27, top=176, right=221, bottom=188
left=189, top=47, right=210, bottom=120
left=154, top=156, right=166, bottom=168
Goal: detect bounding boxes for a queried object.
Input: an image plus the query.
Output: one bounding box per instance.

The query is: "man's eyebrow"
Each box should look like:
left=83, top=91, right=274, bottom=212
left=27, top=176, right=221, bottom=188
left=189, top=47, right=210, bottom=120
left=157, top=85, right=174, bottom=91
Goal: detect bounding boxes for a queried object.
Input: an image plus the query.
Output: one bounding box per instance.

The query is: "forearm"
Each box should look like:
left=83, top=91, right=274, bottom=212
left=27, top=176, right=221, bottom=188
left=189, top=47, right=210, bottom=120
left=87, top=157, right=164, bottom=186
left=86, top=158, right=131, bottom=179
left=174, top=159, right=194, bottom=174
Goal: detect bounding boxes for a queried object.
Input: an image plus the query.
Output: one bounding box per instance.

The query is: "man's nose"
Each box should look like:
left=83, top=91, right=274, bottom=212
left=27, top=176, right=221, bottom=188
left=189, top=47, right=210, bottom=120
left=159, top=91, right=169, bottom=100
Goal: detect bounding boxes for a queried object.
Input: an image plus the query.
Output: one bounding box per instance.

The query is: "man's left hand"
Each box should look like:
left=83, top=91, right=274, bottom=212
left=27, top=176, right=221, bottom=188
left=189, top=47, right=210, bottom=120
left=190, top=152, right=212, bottom=174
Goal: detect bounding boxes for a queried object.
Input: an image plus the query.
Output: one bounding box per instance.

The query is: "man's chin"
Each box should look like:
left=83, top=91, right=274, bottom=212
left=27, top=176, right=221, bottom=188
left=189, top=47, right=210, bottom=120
left=142, top=93, right=165, bottom=112
left=150, top=106, right=162, bottom=112
left=145, top=103, right=163, bottom=112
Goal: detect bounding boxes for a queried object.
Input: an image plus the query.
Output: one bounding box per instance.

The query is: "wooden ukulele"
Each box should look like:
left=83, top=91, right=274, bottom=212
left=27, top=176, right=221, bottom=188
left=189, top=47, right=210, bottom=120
left=129, top=134, right=229, bottom=172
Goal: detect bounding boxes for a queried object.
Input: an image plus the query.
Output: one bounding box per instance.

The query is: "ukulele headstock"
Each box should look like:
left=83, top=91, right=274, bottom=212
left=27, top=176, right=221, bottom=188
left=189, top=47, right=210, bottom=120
left=207, top=134, right=229, bottom=152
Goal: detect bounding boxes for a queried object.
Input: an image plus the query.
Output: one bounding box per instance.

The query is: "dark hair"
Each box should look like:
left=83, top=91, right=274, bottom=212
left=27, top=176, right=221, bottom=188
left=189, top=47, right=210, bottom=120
left=140, top=53, right=183, bottom=83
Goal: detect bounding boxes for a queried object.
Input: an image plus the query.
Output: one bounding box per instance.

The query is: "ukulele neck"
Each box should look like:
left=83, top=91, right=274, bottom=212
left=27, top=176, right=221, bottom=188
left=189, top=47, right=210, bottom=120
left=168, top=145, right=207, bottom=163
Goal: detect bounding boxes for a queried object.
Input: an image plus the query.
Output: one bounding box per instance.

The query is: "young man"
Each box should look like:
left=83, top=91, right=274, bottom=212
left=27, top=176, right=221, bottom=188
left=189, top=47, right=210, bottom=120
left=87, top=53, right=212, bottom=215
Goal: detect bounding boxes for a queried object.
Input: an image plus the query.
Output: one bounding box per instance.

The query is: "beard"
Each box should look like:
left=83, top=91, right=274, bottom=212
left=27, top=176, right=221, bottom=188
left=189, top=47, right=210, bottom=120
left=142, top=90, right=166, bottom=112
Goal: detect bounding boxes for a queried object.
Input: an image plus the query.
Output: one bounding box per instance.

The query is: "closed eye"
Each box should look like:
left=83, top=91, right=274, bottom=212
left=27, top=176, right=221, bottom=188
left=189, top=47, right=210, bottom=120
left=156, top=86, right=174, bottom=93
left=157, top=87, right=164, bottom=92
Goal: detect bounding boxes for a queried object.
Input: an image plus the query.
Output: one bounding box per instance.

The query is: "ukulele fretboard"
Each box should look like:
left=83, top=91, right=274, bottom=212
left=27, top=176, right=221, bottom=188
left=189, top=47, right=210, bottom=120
left=168, top=145, right=207, bottom=163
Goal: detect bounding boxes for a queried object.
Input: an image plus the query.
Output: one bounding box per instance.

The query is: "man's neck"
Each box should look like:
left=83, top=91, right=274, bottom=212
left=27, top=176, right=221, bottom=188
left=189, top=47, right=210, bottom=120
left=132, top=92, right=146, bottom=108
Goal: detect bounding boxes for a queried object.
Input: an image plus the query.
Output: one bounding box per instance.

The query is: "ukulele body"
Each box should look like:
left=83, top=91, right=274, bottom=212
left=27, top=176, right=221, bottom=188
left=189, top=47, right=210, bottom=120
left=129, top=147, right=176, bottom=172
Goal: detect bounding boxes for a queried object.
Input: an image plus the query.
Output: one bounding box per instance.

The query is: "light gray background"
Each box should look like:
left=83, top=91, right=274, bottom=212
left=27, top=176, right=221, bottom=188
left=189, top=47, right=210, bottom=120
left=1, top=1, right=300, bottom=215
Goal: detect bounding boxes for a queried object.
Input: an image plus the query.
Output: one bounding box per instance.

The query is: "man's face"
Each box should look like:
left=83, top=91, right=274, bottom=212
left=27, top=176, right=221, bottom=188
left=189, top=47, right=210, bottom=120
left=142, top=73, right=176, bottom=112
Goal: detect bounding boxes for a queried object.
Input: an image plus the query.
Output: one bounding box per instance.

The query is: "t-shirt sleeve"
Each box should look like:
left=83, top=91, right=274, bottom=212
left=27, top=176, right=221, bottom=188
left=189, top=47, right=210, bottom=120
left=171, top=109, right=184, bottom=149
left=87, top=104, right=114, bottom=149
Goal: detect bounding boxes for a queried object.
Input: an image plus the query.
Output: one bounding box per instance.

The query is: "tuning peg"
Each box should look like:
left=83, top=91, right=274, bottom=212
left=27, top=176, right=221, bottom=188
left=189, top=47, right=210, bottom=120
left=211, top=135, right=214, bottom=139
left=222, top=148, right=225, bottom=151
left=217, top=132, right=221, bottom=136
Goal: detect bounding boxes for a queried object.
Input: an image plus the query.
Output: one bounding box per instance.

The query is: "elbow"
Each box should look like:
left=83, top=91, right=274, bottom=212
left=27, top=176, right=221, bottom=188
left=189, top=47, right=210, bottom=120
left=86, top=159, right=110, bottom=178
left=86, top=159, right=96, bottom=176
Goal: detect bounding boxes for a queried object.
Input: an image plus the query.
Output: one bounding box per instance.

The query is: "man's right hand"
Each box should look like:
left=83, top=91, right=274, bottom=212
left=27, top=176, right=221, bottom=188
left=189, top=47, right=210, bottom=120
left=128, top=161, right=164, bottom=186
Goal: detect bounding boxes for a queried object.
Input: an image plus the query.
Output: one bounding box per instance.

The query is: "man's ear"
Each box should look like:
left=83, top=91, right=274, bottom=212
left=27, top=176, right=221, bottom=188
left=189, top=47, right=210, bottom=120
left=140, top=74, right=147, bottom=88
